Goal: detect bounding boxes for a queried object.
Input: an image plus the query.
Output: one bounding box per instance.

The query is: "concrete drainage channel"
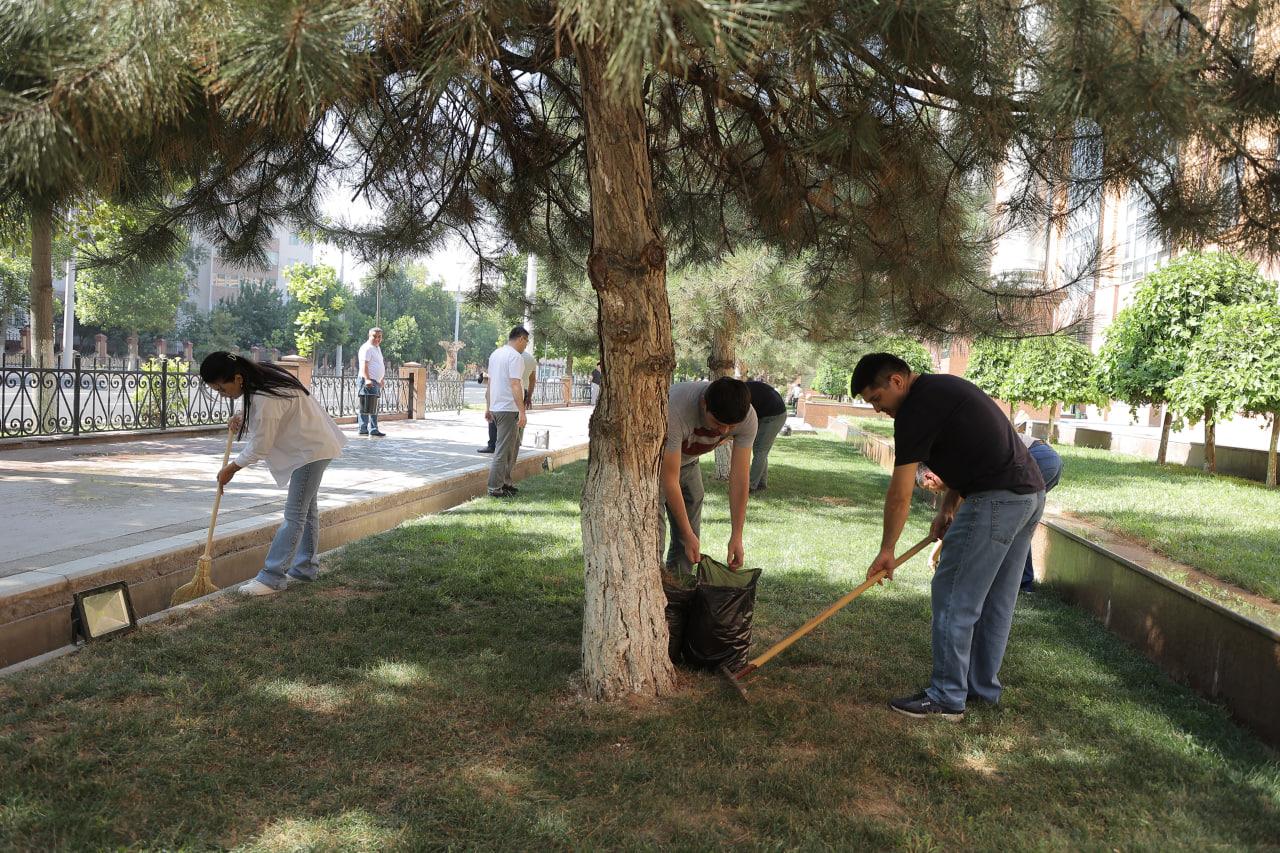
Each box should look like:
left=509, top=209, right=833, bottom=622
left=0, top=441, right=590, bottom=674
left=828, top=418, right=1280, bottom=748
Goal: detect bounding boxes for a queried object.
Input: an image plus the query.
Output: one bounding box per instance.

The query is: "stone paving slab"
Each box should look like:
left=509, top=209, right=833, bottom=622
left=0, top=407, right=593, bottom=583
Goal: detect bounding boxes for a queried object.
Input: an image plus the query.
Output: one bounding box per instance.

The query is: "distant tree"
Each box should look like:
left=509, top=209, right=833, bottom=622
left=286, top=264, right=347, bottom=359
left=382, top=315, right=421, bottom=365
left=222, top=278, right=292, bottom=351
left=0, top=250, right=27, bottom=344
left=177, top=303, right=239, bottom=361
left=1098, top=251, right=1274, bottom=471
left=1005, top=335, right=1099, bottom=442
left=966, top=338, right=1021, bottom=420
left=1169, top=303, right=1280, bottom=486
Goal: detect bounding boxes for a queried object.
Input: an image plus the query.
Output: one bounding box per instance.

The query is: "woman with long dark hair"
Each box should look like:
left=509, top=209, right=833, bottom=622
left=200, top=352, right=346, bottom=595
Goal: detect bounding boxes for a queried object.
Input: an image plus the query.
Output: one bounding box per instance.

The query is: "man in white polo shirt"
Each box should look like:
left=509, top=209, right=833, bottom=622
left=485, top=326, right=530, bottom=497
left=357, top=327, right=386, bottom=437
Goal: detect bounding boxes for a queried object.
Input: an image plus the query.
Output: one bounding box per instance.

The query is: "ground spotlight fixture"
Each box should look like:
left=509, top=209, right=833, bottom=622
left=71, top=582, right=137, bottom=644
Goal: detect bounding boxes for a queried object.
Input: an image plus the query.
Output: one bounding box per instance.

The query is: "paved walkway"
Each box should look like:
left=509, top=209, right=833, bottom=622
left=0, top=407, right=593, bottom=583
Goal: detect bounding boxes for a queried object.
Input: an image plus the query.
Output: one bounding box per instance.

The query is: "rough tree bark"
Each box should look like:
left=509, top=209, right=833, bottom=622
left=28, top=203, right=60, bottom=432
left=1046, top=401, right=1059, bottom=444
left=709, top=310, right=738, bottom=481
left=1157, top=409, right=1172, bottom=465
left=1203, top=404, right=1217, bottom=473
left=28, top=204, right=54, bottom=369
left=576, top=41, right=677, bottom=700
left=1267, top=414, right=1277, bottom=488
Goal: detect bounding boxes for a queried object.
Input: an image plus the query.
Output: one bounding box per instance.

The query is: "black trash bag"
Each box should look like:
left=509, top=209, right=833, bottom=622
left=681, top=556, right=761, bottom=672
left=661, top=569, right=697, bottom=664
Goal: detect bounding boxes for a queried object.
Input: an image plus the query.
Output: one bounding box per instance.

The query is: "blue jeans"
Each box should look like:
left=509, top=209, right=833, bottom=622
left=357, top=382, right=379, bottom=433
left=927, top=488, right=1045, bottom=709
left=1022, top=442, right=1063, bottom=589
left=749, top=413, right=787, bottom=489
left=256, top=459, right=331, bottom=590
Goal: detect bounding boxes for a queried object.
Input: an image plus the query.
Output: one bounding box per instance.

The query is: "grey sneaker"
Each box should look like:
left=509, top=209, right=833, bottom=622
left=889, top=690, right=964, bottom=721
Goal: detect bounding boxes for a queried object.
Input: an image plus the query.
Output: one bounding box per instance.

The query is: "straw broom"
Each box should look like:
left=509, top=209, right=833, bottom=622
left=171, top=420, right=236, bottom=606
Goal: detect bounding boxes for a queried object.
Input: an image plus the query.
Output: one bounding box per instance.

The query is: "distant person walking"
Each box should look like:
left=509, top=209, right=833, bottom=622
left=200, top=352, right=346, bottom=595
left=485, top=326, right=530, bottom=497
left=590, top=361, right=603, bottom=407
left=357, top=327, right=386, bottom=437
left=746, top=380, right=788, bottom=492
left=786, top=376, right=804, bottom=415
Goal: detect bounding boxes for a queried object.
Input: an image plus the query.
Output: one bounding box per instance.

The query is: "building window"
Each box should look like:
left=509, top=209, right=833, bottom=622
left=1119, top=189, right=1169, bottom=284
left=289, top=233, right=302, bottom=246
left=1064, top=127, right=1102, bottom=290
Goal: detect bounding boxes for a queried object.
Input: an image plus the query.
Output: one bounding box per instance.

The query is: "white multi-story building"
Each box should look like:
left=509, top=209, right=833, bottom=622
left=187, top=223, right=315, bottom=312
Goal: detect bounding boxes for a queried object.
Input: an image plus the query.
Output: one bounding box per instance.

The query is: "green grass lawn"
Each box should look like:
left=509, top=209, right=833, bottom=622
left=2, top=437, right=1277, bottom=849
left=845, top=417, right=1280, bottom=607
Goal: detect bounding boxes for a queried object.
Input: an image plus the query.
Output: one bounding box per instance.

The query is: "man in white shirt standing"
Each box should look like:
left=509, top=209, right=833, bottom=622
left=486, top=326, right=530, bottom=497
left=357, top=327, right=386, bottom=437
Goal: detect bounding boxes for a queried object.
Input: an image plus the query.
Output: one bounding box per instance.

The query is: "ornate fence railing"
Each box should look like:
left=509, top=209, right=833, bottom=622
left=309, top=373, right=464, bottom=418
left=1, top=357, right=233, bottom=439
left=531, top=380, right=563, bottom=406
left=571, top=379, right=592, bottom=404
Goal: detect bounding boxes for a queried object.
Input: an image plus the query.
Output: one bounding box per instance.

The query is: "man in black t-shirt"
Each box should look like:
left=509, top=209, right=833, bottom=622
left=852, top=352, right=1045, bottom=721
left=746, top=380, right=788, bottom=491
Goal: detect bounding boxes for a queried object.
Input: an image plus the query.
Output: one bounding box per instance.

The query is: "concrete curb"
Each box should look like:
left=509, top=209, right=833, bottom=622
left=0, top=441, right=590, bottom=669
left=831, top=419, right=1280, bottom=748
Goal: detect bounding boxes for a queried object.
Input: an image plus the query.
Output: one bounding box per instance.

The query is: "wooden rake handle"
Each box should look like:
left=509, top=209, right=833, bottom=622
left=202, top=420, right=237, bottom=560
left=740, top=535, right=935, bottom=675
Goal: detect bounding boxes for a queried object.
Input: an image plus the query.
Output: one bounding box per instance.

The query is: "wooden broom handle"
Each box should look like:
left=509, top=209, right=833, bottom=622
left=203, top=420, right=236, bottom=559
left=746, top=535, right=935, bottom=671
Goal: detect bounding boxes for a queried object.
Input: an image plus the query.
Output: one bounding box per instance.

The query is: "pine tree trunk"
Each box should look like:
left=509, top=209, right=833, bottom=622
left=1203, top=404, right=1216, bottom=473
left=1047, top=402, right=1059, bottom=444
left=709, top=311, right=738, bottom=481
left=1267, top=414, right=1278, bottom=488
left=577, top=42, right=677, bottom=701
left=29, top=203, right=59, bottom=432
left=1157, top=408, right=1172, bottom=465
left=1007, top=400, right=1015, bottom=423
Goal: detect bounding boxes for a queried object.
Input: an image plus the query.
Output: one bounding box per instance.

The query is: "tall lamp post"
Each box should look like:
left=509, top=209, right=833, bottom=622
left=60, top=210, right=79, bottom=369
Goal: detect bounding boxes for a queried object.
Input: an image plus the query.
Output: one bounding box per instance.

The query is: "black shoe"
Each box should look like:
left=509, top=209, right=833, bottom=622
left=358, top=431, right=369, bottom=436
left=488, top=487, right=516, bottom=497
left=1020, top=584, right=1035, bottom=595
left=888, top=690, right=964, bottom=721
left=503, top=485, right=519, bottom=494
left=477, top=447, right=495, bottom=454
left=370, top=430, right=387, bottom=437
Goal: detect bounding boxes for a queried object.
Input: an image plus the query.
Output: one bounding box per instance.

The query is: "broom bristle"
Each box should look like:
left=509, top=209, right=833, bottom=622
left=170, top=555, right=219, bottom=606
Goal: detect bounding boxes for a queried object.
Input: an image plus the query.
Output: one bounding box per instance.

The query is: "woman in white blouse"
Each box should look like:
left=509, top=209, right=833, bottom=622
left=200, top=352, right=347, bottom=596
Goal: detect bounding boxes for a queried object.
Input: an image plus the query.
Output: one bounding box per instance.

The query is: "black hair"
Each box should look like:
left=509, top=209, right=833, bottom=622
left=509, top=325, right=529, bottom=341
left=851, top=353, right=912, bottom=397
left=704, top=376, right=751, bottom=425
left=199, top=351, right=309, bottom=440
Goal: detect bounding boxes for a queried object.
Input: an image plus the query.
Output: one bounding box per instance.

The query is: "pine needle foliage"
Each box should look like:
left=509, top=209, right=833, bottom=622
left=5, top=1, right=1274, bottom=341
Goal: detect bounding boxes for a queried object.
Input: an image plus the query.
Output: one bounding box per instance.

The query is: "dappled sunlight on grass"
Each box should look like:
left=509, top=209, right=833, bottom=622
left=245, top=809, right=406, bottom=852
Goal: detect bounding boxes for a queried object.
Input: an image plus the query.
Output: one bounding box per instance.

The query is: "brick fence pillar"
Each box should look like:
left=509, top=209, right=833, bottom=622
left=277, top=355, right=313, bottom=390
left=400, top=362, right=427, bottom=419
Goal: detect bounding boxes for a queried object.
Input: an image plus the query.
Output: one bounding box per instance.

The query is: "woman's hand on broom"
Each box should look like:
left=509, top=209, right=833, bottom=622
left=217, top=462, right=242, bottom=487
left=228, top=414, right=243, bottom=433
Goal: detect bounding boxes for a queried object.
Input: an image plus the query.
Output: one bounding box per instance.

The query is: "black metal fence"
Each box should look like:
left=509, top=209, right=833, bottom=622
left=572, top=379, right=592, bottom=404
left=1, top=356, right=233, bottom=438
left=310, top=372, right=464, bottom=418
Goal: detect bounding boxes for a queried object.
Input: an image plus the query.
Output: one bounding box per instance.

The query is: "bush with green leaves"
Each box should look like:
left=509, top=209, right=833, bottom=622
left=286, top=264, right=347, bottom=359
left=1005, top=334, right=1099, bottom=442
left=1098, top=251, right=1274, bottom=467
left=131, top=357, right=191, bottom=428
left=965, top=337, right=1019, bottom=416
left=1169, top=302, right=1280, bottom=486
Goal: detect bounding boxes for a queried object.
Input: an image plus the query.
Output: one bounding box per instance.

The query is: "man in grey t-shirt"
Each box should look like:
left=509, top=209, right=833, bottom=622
left=661, top=377, right=758, bottom=574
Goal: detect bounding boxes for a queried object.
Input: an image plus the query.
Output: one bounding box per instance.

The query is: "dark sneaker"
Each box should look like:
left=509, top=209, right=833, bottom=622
left=370, top=430, right=387, bottom=437
left=358, top=431, right=369, bottom=436
left=889, top=690, right=964, bottom=721
left=488, top=487, right=516, bottom=498
left=477, top=447, right=495, bottom=454
left=503, top=485, right=519, bottom=494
